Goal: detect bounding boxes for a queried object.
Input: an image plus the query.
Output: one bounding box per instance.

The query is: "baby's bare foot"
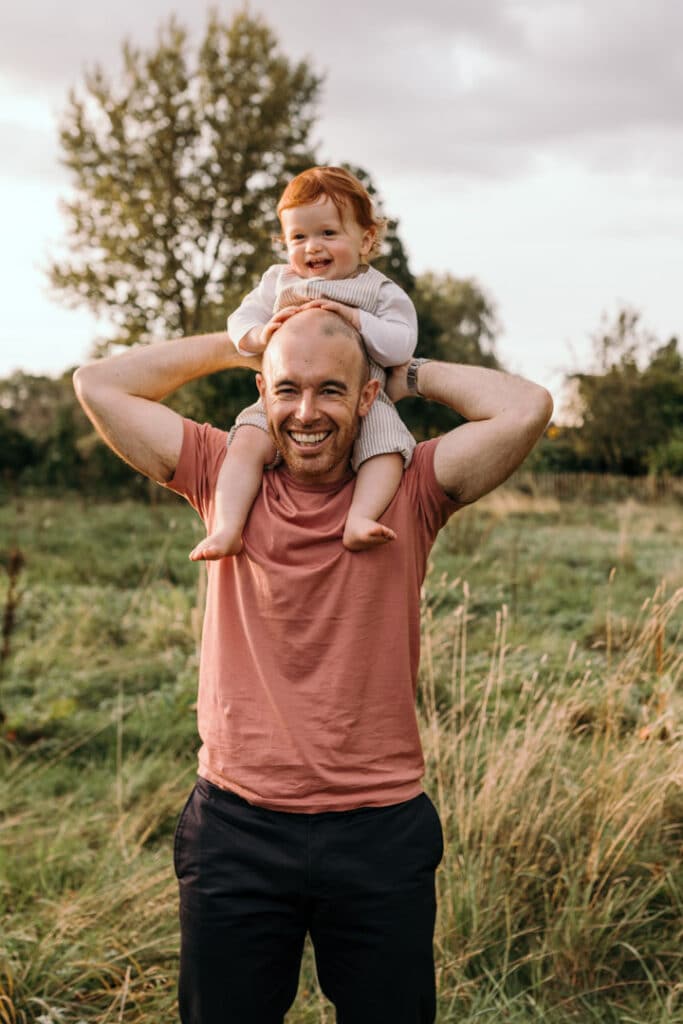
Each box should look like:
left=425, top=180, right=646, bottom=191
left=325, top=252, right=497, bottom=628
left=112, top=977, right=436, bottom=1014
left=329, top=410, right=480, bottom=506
left=343, top=516, right=397, bottom=552
left=189, top=528, right=243, bottom=561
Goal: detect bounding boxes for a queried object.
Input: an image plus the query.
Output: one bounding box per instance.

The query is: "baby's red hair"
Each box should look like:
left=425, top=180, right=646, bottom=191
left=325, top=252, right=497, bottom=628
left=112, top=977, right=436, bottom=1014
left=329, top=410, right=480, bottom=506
left=277, top=166, right=386, bottom=259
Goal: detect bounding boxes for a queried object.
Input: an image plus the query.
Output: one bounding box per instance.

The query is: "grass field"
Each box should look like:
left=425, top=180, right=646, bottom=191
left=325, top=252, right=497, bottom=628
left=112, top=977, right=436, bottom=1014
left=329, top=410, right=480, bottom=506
left=0, top=489, right=681, bottom=1022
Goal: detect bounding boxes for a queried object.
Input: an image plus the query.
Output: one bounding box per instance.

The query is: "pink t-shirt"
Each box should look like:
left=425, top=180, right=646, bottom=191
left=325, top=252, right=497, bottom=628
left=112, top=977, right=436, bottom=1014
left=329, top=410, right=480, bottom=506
left=167, top=419, right=458, bottom=813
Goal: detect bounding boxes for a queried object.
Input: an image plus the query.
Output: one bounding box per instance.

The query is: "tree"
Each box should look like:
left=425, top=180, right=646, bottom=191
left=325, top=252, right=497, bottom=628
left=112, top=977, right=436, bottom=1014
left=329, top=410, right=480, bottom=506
left=0, top=410, right=38, bottom=488
left=48, top=10, right=321, bottom=348
left=544, top=309, right=683, bottom=475
left=340, top=163, right=416, bottom=296
left=400, top=272, right=501, bottom=439
left=413, top=272, right=500, bottom=367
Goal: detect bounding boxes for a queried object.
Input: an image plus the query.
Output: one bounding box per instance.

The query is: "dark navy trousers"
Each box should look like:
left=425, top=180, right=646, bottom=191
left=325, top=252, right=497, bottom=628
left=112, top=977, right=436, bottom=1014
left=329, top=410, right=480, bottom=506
left=175, top=777, right=443, bottom=1023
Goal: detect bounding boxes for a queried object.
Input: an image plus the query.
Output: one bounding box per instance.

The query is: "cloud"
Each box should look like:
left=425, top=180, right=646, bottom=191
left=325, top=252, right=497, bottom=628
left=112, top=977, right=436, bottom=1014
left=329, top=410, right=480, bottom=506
left=1, top=0, right=681, bottom=184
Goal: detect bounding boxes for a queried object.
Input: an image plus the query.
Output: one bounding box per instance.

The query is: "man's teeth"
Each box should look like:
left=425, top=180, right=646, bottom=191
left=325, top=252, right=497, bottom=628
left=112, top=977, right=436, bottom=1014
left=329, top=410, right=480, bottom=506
left=291, top=432, right=327, bottom=445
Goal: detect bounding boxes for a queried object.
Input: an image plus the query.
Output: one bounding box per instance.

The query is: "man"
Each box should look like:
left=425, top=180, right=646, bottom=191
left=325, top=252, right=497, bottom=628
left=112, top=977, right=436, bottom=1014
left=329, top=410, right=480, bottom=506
left=73, top=306, right=552, bottom=1023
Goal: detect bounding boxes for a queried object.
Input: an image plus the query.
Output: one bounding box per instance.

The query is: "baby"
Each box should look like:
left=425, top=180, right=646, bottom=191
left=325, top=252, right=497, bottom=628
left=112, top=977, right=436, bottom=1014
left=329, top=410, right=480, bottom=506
left=189, top=166, right=417, bottom=560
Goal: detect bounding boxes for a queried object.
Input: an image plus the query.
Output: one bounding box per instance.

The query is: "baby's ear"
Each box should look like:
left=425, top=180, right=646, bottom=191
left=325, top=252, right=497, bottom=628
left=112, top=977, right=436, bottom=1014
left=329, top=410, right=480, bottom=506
left=361, top=226, right=376, bottom=257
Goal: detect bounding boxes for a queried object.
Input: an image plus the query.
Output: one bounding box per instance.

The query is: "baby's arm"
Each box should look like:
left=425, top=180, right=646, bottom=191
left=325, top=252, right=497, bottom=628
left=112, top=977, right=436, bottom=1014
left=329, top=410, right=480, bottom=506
left=309, top=282, right=417, bottom=367
left=357, top=282, right=418, bottom=366
left=227, top=265, right=281, bottom=355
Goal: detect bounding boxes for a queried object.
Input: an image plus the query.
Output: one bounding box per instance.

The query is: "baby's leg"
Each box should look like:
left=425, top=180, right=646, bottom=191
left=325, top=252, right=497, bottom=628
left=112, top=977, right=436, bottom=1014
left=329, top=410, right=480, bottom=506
left=343, top=453, right=402, bottom=552
left=189, top=426, right=276, bottom=561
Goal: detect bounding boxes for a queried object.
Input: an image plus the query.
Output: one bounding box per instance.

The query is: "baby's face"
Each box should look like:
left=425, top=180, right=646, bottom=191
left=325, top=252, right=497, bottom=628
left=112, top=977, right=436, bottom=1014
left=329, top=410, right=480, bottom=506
left=280, top=197, right=375, bottom=280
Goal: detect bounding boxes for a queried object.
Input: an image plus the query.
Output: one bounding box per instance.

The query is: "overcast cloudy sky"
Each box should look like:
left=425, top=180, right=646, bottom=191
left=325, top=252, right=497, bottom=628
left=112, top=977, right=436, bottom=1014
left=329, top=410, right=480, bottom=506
left=2, top=0, right=682, bottom=403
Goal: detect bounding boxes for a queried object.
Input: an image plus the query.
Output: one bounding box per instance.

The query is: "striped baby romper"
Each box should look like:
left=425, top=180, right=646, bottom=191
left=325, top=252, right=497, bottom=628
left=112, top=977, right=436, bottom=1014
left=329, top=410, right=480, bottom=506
left=230, top=265, right=416, bottom=472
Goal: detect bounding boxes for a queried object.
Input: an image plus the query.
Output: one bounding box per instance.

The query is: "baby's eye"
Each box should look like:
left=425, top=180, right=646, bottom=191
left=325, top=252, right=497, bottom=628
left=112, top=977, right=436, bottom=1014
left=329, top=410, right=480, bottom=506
left=323, top=230, right=337, bottom=237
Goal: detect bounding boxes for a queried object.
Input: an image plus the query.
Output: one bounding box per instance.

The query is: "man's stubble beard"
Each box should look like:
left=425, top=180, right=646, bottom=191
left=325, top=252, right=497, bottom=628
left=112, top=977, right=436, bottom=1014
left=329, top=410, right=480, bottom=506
left=267, top=409, right=362, bottom=482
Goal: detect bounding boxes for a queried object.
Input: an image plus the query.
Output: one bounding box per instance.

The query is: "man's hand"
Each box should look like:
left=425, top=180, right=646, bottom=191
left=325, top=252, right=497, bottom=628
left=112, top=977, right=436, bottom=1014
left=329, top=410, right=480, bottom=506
left=73, top=332, right=259, bottom=484
left=385, top=361, right=410, bottom=404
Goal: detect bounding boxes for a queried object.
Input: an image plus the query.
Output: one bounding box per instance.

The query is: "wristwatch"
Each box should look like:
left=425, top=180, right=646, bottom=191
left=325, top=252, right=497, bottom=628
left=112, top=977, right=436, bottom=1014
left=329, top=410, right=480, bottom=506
left=406, top=358, right=431, bottom=396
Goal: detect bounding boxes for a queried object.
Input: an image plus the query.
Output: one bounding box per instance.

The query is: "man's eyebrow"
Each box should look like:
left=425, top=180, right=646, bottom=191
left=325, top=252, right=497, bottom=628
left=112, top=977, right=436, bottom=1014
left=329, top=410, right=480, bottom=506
left=272, top=377, right=348, bottom=391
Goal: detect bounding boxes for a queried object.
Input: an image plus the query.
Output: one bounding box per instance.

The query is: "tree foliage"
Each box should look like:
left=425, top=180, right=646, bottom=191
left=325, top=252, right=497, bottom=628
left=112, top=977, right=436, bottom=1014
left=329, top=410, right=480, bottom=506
left=399, top=272, right=500, bottom=439
left=48, top=10, right=321, bottom=347
left=0, top=372, right=149, bottom=496
left=413, top=272, right=499, bottom=367
left=534, top=309, right=683, bottom=475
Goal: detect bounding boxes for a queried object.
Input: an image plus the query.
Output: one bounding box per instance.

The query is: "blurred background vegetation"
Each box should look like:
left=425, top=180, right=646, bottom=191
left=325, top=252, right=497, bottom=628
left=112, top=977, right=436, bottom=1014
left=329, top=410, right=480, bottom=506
left=0, top=10, right=681, bottom=1022
left=1, top=10, right=680, bottom=500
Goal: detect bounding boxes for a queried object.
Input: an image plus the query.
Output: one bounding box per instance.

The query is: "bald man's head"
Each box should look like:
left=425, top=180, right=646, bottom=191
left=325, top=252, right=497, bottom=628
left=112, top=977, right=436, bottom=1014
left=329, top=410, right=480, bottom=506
left=262, top=308, right=369, bottom=388
left=255, top=307, right=380, bottom=484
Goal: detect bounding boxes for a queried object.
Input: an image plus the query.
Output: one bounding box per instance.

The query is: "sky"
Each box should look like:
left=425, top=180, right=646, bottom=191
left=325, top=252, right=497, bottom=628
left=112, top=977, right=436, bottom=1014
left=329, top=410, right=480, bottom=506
left=2, top=0, right=682, bottom=408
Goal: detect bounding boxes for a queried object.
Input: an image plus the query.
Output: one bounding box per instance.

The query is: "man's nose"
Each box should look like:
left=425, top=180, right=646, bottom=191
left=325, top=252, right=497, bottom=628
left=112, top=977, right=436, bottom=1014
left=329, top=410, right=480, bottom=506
left=296, top=389, right=319, bottom=422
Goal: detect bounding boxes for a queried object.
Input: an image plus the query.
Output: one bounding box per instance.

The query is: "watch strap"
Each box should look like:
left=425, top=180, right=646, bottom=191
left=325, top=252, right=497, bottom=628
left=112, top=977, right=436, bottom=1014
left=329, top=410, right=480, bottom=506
left=406, top=358, right=430, bottom=396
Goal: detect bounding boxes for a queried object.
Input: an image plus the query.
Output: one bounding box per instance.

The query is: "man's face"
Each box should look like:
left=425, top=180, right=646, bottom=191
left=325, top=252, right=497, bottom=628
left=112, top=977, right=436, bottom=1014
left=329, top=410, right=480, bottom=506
left=256, top=311, right=378, bottom=484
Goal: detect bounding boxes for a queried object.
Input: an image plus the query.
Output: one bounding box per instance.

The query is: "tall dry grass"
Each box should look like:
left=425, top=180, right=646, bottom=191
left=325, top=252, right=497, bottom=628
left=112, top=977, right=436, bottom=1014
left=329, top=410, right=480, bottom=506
left=1, top=494, right=682, bottom=1021
left=420, top=579, right=682, bottom=1020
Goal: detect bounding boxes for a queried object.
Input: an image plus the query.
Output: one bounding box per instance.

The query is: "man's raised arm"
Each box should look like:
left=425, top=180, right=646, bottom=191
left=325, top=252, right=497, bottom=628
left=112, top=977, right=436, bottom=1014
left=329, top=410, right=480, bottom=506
left=387, top=360, right=553, bottom=505
left=73, top=333, right=259, bottom=483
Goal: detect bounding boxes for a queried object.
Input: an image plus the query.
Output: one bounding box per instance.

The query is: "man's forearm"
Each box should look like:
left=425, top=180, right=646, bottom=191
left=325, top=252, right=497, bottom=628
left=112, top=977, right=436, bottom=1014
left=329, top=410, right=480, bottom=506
left=395, top=359, right=552, bottom=424
left=74, top=331, right=259, bottom=402
left=73, top=332, right=260, bottom=484
left=388, top=358, right=553, bottom=504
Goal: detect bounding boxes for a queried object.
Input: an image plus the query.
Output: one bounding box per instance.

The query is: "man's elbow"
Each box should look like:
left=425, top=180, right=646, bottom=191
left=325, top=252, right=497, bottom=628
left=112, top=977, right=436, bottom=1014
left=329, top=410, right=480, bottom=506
left=72, top=364, right=91, bottom=408
left=534, top=386, right=554, bottom=430
left=73, top=362, right=108, bottom=420
left=517, top=385, right=554, bottom=448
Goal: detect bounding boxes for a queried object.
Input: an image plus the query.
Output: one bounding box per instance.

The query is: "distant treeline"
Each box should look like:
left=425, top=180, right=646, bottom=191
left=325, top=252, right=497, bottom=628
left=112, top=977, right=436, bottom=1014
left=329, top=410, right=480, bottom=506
left=11, top=8, right=679, bottom=499
left=1, top=307, right=681, bottom=499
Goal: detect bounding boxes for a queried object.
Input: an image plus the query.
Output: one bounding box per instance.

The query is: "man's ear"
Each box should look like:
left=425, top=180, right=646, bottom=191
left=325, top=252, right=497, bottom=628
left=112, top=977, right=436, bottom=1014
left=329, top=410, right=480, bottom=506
left=358, top=377, right=380, bottom=417
left=256, top=373, right=265, bottom=399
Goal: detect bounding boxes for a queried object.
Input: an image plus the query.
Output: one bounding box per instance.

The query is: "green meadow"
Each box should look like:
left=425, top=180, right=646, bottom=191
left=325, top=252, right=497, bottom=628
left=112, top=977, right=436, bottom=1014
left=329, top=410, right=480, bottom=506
left=0, top=488, right=681, bottom=1022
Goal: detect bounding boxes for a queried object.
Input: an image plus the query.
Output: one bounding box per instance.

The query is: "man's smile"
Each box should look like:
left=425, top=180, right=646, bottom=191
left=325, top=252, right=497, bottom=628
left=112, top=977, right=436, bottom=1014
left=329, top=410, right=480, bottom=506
left=288, top=429, right=332, bottom=449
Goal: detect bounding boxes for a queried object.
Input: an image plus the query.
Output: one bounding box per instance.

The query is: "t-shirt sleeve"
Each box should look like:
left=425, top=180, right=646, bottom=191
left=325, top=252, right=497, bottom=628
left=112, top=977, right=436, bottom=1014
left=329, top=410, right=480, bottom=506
left=163, top=418, right=229, bottom=523
left=404, top=438, right=460, bottom=539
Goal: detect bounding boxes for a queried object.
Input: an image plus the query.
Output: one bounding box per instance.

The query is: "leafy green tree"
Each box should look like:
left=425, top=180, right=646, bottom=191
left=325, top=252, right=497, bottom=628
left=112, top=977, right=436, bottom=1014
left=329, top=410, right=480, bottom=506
left=543, top=309, right=683, bottom=475
left=413, top=272, right=500, bottom=367
left=0, top=410, right=38, bottom=488
left=401, top=272, right=501, bottom=439
left=340, top=163, right=416, bottom=295
left=48, top=10, right=321, bottom=348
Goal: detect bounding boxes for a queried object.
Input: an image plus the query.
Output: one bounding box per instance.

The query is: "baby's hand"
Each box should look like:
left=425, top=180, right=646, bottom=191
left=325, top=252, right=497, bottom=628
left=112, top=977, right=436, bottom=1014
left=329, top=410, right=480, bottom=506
left=258, top=305, right=306, bottom=348
left=302, top=299, right=361, bottom=331
left=239, top=325, right=269, bottom=355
